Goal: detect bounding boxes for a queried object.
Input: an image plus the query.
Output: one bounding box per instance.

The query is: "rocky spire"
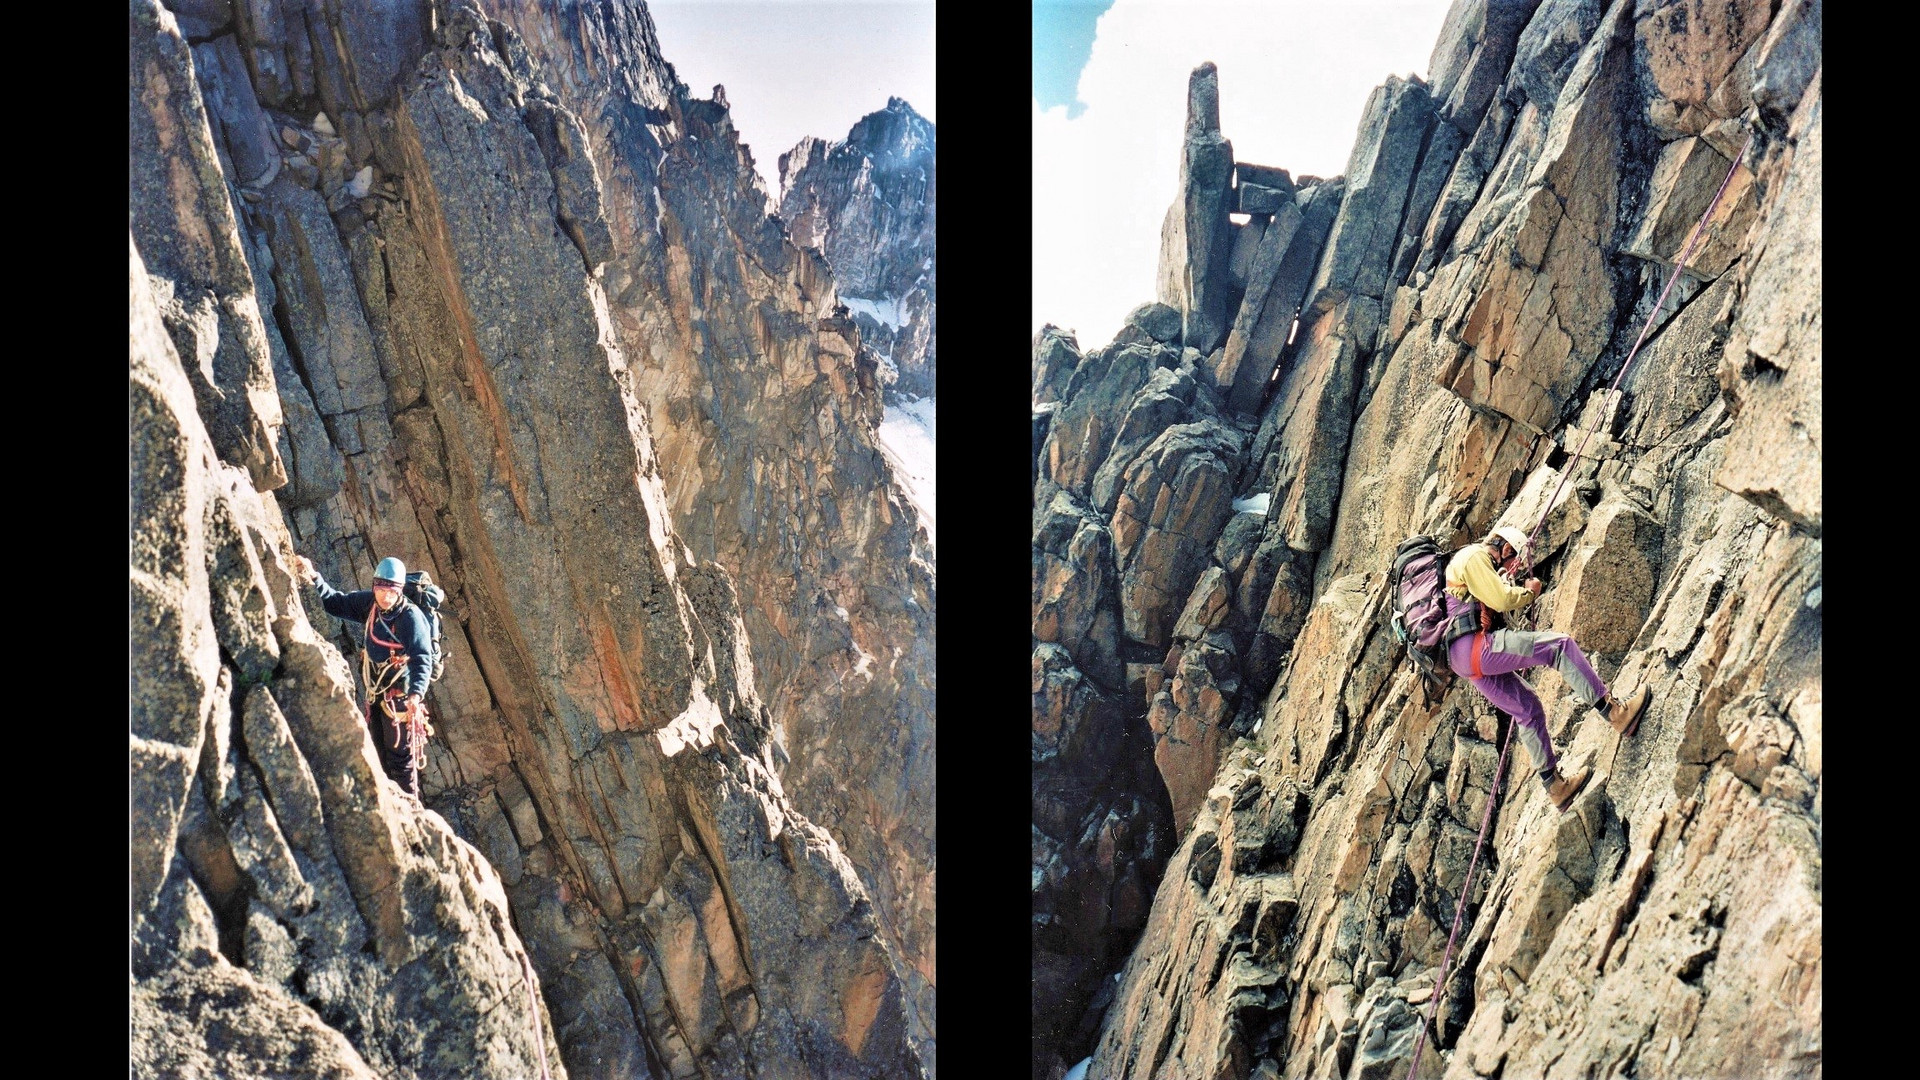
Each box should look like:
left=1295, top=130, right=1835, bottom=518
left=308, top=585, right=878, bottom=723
left=1156, top=62, right=1236, bottom=355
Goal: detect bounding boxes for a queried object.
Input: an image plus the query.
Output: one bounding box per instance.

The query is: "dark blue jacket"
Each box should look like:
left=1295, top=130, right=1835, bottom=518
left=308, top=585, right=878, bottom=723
left=313, top=577, right=434, bottom=698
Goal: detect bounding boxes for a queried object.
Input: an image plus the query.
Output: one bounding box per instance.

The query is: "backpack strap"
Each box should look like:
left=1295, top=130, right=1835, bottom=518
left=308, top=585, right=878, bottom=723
left=362, top=601, right=412, bottom=701
left=1442, top=604, right=1482, bottom=645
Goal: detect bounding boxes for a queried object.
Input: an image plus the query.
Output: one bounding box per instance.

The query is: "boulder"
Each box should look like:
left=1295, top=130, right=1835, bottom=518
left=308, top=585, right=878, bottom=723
left=1112, top=420, right=1248, bottom=649
left=1125, top=301, right=1185, bottom=345
left=1034, top=324, right=1084, bottom=405
left=1426, top=0, right=1543, bottom=132
left=1034, top=485, right=1126, bottom=689
left=1302, top=77, right=1435, bottom=317
left=1238, top=183, right=1289, bottom=216
left=1620, top=136, right=1758, bottom=280
left=1219, top=180, right=1344, bottom=414
left=1236, top=163, right=1294, bottom=195
left=1550, top=496, right=1664, bottom=655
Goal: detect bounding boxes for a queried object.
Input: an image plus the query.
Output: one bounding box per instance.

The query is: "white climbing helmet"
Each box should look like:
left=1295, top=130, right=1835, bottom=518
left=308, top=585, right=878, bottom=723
left=1489, top=525, right=1531, bottom=560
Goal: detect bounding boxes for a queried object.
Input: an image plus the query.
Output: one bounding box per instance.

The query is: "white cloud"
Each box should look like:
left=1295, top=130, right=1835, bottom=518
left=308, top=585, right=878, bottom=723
left=1033, top=0, right=1455, bottom=350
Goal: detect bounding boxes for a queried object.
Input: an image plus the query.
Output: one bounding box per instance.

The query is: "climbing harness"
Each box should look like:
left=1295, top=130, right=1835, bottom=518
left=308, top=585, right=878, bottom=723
left=379, top=692, right=435, bottom=773
left=1405, top=131, right=1756, bottom=1078
left=1437, top=583, right=1495, bottom=679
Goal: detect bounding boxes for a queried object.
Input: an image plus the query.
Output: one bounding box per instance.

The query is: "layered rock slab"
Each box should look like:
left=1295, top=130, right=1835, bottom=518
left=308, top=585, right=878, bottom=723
left=474, top=12, right=939, bottom=1065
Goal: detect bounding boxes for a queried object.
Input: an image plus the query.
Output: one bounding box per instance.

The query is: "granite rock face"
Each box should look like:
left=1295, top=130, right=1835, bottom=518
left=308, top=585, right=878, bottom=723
left=780, top=97, right=937, bottom=401
left=135, top=1, right=932, bottom=1077
left=134, top=227, right=562, bottom=1078
left=1035, top=2, right=1819, bottom=1077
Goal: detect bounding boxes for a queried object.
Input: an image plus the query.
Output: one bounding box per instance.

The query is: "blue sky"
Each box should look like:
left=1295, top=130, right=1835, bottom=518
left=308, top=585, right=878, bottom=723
left=1034, top=1, right=1115, bottom=117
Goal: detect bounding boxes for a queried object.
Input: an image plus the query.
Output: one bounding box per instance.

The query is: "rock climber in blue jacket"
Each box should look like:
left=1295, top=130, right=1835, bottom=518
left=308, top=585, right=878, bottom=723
left=295, top=554, right=434, bottom=797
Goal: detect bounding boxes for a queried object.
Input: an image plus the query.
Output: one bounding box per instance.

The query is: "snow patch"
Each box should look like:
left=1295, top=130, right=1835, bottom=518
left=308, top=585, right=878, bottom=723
left=851, top=640, right=875, bottom=681
left=842, top=294, right=903, bottom=330
left=1232, top=492, right=1272, bottom=516
left=877, top=395, right=935, bottom=550
left=1064, top=1060, right=1092, bottom=1080
left=656, top=686, right=725, bottom=757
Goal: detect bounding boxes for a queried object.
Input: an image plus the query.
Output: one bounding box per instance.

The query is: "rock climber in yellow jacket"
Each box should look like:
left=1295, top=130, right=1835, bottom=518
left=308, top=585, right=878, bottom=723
left=1442, top=526, right=1650, bottom=812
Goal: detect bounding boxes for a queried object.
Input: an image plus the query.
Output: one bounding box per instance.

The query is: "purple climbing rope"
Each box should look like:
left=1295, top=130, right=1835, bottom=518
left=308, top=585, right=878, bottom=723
left=1519, top=133, right=1758, bottom=575
left=522, top=950, right=555, bottom=1080
left=1404, top=132, right=1755, bottom=1078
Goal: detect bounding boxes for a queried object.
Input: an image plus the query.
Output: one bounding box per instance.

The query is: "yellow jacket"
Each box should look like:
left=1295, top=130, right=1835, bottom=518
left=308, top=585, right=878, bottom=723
left=1445, top=543, right=1535, bottom=613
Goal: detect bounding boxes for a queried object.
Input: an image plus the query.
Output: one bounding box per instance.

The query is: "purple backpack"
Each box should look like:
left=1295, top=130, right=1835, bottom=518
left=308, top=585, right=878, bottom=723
left=1389, top=535, right=1453, bottom=690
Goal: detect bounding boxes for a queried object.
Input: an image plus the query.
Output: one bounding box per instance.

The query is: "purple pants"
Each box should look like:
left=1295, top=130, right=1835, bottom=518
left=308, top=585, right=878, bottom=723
left=1445, top=598, right=1608, bottom=776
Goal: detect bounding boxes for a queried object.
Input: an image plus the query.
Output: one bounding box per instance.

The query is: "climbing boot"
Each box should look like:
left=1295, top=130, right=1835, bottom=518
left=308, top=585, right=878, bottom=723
left=1542, top=762, right=1592, bottom=813
left=1600, top=685, right=1650, bottom=738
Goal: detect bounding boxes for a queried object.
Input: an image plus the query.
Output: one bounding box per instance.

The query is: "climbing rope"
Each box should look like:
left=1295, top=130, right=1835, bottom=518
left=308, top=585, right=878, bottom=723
left=1405, top=131, right=1755, bottom=1078
left=360, top=645, right=409, bottom=700
left=520, top=950, right=555, bottom=1080
left=378, top=691, right=435, bottom=772
left=362, top=604, right=435, bottom=771
left=1520, top=133, right=1757, bottom=579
